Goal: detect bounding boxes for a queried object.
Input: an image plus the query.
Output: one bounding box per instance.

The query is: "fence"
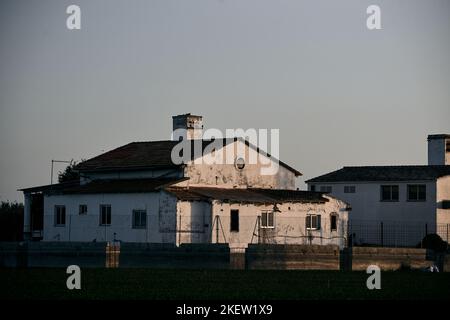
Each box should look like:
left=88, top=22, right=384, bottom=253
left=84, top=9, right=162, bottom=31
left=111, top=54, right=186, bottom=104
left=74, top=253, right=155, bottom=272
left=39, top=214, right=450, bottom=249
left=348, top=220, right=450, bottom=248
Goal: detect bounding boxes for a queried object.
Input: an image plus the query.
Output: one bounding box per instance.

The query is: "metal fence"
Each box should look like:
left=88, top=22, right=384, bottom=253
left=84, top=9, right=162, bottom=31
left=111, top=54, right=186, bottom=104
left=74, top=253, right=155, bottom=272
left=39, top=214, right=450, bottom=249
left=348, top=220, right=450, bottom=248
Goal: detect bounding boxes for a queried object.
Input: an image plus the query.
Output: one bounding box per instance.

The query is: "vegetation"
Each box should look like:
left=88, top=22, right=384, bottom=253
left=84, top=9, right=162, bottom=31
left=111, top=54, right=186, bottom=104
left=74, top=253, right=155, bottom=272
left=0, top=201, right=24, bottom=241
left=1, top=268, right=449, bottom=300
left=418, top=234, right=448, bottom=252
left=58, top=160, right=85, bottom=183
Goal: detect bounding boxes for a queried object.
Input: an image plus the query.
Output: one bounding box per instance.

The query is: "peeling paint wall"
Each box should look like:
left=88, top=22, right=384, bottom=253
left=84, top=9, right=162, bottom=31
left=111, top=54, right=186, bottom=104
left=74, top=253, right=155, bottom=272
left=176, top=200, right=212, bottom=245
left=176, top=140, right=297, bottom=189
left=209, top=198, right=348, bottom=249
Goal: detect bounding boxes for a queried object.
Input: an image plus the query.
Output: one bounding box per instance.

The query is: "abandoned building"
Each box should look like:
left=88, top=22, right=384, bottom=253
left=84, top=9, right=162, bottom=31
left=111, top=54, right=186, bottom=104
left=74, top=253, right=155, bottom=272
left=306, top=134, right=450, bottom=246
left=20, top=114, right=350, bottom=248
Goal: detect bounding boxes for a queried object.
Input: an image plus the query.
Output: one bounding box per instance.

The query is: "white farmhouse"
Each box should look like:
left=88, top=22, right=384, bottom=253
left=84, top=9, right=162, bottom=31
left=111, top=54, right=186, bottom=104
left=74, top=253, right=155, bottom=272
left=21, top=114, right=350, bottom=248
left=306, top=134, right=450, bottom=246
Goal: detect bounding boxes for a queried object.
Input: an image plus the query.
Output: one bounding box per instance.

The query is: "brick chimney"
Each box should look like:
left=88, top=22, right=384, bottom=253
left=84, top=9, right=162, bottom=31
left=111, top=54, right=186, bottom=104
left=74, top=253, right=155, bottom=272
left=172, top=113, right=203, bottom=140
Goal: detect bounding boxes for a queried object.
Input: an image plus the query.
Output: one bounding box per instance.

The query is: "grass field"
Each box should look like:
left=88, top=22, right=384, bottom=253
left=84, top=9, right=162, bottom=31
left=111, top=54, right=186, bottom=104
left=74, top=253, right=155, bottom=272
left=1, top=268, right=449, bottom=300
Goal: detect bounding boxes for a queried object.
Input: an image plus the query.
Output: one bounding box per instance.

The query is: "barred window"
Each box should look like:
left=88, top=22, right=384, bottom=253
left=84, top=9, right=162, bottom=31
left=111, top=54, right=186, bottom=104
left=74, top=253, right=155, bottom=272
left=344, top=186, right=356, bottom=193
left=54, top=205, right=66, bottom=226
left=99, top=205, right=111, bottom=226
left=380, top=185, right=399, bottom=201
left=407, top=185, right=426, bottom=201
left=132, top=210, right=147, bottom=229
left=79, top=204, right=87, bottom=215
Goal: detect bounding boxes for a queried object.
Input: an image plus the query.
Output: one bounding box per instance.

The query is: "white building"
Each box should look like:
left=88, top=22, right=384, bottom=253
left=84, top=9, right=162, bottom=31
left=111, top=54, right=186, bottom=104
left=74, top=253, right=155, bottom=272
left=21, top=114, right=350, bottom=248
left=306, top=134, right=450, bottom=246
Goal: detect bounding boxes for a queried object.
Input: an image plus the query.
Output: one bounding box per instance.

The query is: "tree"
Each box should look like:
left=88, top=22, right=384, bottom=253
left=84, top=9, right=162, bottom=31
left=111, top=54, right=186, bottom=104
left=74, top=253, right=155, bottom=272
left=58, top=160, right=85, bottom=183
left=0, top=201, right=24, bottom=241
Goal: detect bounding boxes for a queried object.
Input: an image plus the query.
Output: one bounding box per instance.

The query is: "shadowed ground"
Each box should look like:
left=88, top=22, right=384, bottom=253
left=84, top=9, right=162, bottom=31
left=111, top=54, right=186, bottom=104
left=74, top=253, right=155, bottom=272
left=0, top=268, right=449, bottom=300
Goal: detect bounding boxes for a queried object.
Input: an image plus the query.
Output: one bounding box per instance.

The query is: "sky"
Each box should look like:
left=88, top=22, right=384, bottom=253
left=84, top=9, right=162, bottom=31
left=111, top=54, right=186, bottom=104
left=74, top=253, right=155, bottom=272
left=0, top=0, right=449, bottom=202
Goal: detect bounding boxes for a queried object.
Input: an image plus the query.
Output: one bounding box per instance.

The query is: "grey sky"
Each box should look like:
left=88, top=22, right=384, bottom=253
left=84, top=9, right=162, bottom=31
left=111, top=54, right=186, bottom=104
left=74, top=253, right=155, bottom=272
left=1, top=0, right=449, bottom=202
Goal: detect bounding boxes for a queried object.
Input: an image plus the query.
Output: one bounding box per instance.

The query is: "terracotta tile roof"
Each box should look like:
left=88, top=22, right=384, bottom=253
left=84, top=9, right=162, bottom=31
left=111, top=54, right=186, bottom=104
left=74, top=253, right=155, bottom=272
left=166, top=186, right=328, bottom=203
left=75, top=138, right=302, bottom=176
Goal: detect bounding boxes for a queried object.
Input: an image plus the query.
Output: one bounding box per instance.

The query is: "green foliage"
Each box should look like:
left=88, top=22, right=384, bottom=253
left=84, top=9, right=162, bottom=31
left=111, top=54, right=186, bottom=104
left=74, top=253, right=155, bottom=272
left=58, top=160, right=85, bottom=183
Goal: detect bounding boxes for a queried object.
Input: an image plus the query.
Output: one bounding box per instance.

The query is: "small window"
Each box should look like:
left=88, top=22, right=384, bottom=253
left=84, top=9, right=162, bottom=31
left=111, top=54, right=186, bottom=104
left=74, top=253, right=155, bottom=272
left=132, top=210, right=147, bottom=229
left=407, top=185, right=426, bottom=201
left=261, top=211, right=275, bottom=229
left=230, top=209, right=239, bottom=232
left=310, top=185, right=316, bottom=192
left=79, top=204, right=87, bottom=215
left=306, top=214, right=321, bottom=230
left=442, top=200, right=450, bottom=209
left=320, top=186, right=332, bottom=193
left=54, top=205, right=66, bottom=226
left=99, top=205, right=111, bottom=226
left=344, top=186, right=356, bottom=193
left=235, top=157, right=245, bottom=170
left=380, top=185, right=399, bottom=201
left=330, top=214, right=338, bottom=231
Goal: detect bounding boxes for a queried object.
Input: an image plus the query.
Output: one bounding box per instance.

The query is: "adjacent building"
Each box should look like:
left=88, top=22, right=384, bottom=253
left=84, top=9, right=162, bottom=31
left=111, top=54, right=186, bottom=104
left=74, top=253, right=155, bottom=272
left=306, top=134, right=450, bottom=246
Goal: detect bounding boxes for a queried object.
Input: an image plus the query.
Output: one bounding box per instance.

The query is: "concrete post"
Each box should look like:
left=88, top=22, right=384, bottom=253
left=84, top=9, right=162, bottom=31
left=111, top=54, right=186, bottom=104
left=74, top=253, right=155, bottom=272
left=229, top=245, right=246, bottom=270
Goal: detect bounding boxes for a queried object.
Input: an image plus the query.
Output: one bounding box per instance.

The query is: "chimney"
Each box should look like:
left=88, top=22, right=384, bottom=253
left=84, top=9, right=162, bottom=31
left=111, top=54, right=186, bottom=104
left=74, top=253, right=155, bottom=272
left=427, top=134, right=450, bottom=165
left=172, top=113, right=203, bottom=141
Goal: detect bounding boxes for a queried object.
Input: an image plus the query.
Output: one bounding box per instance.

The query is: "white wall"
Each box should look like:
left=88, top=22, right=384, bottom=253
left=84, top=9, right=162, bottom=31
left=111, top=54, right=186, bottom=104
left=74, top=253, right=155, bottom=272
left=176, top=140, right=297, bottom=189
left=176, top=201, right=212, bottom=245
left=308, top=181, right=436, bottom=224
left=437, top=176, right=450, bottom=242
left=43, top=191, right=177, bottom=243
left=209, top=198, right=348, bottom=249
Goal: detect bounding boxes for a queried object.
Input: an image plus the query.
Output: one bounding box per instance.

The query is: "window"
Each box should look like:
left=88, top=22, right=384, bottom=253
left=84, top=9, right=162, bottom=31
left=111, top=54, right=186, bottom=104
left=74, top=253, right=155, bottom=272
left=54, top=205, right=66, bottom=226
left=306, top=215, right=321, bottom=230
left=442, top=200, right=450, bottom=209
left=261, top=211, right=274, bottom=229
left=230, top=209, right=239, bottom=232
left=79, top=204, right=87, bottom=215
left=235, top=157, right=245, bottom=170
left=344, top=186, right=356, bottom=193
left=132, top=210, right=147, bottom=229
left=310, top=185, right=316, bottom=192
left=380, top=185, right=399, bottom=201
left=320, top=186, right=332, bottom=193
left=330, top=214, right=338, bottom=231
left=407, top=185, right=426, bottom=201
left=99, top=205, right=111, bottom=226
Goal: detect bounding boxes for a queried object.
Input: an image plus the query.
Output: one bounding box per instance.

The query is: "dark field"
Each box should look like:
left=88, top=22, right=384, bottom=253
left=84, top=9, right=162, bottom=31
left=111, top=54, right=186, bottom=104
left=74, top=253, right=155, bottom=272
left=0, top=268, right=449, bottom=300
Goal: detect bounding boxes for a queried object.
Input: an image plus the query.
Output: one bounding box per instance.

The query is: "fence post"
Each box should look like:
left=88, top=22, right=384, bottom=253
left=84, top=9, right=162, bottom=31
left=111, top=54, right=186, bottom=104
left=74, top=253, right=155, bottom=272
left=380, top=222, right=384, bottom=247
left=215, top=215, right=219, bottom=244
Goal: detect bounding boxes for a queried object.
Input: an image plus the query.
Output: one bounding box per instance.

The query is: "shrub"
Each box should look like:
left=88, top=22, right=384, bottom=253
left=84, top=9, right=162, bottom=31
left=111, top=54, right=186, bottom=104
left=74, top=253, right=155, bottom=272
left=418, top=234, right=447, bottom=252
